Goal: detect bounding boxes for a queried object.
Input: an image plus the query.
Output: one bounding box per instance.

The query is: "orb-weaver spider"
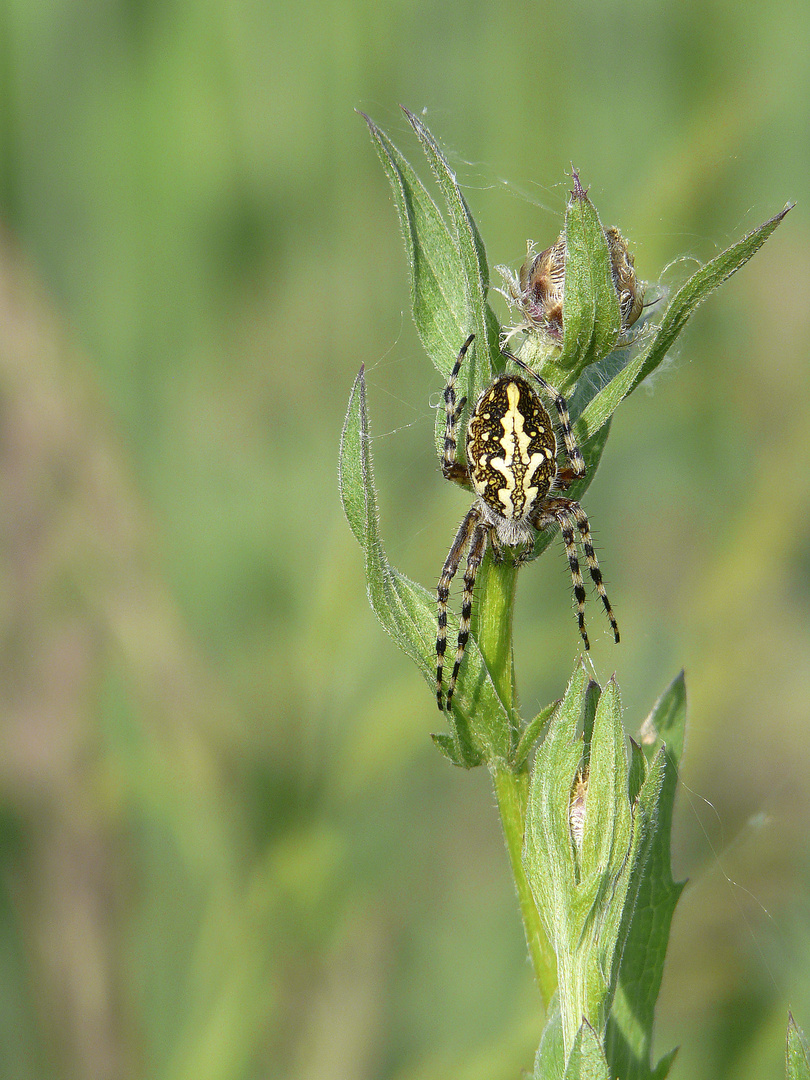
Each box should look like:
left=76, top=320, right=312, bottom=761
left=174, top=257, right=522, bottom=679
left=436, top=335, right=619, bottom=712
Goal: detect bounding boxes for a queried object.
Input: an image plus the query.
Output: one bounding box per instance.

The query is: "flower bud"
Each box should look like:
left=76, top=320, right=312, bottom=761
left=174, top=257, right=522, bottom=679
left=501, top=226, right=644, bottom=342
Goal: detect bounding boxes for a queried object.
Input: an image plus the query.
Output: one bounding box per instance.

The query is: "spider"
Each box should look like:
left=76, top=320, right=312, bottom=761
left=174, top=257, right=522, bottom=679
left=436, top=334, right=619, bottom=712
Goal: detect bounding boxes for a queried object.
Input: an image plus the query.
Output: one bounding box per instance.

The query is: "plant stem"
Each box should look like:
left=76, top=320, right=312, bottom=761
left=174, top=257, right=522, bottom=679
left=472, top=553, right=519, bottom=739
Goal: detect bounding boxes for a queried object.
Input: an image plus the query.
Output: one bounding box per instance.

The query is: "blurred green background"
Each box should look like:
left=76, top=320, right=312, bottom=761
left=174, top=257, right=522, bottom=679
left=0, top=0, right=807, bottom=1077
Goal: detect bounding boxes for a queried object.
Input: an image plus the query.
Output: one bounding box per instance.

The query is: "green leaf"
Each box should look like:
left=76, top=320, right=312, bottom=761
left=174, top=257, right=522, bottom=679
left=630, top=203, right=793, bottom=394
left=524, top=662, right=591, bottom=923
left=360, top=112, right=467, bottom=380
left=524, top=665, right=630, bottom=1056
left=579, top=679, right=631, bottom=885
left=556, top=203, right=792, bottom=446
left=560, top=173, right=621, bottom=375
left=563, top=1021, right=611, bottom=1080
left=534, top=995, right=566, bottom=1080
left=362, top=111, right=499, bottom=458
left=339, top=364, right=517, bottom=766
left=604, top=672, right=687, bottom=1080
left=651, top=1048, right=679, bottom=1080
left=787, top=1014, right=810, bottom=1080
left=573, top=348, right=647, bottom=444
left=512, top=700, right=557, bottom=769
left=402, top=107, right=501, bottom=372
left=430, top=732, right=464, bottom=766
left=627, top=737, right=647, bottom=806
left=525, top=666, right=684, bottom=1064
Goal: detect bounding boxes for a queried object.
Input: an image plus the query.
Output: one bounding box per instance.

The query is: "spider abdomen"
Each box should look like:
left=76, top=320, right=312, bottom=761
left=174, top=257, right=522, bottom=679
left=466, top=375, right=556, bottom=524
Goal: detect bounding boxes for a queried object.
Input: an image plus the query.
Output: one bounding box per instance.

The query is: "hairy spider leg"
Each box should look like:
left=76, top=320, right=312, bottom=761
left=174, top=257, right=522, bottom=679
left=442, top=333, right=474, bottom=484
left=556, top=512, right=591, bottom=649
left=445, top=520, right=489, bottom=713
left=535, top=497, right=620, bottom=647
left=436, top=506, right=481, bottom=710
left=567, top=500, right=620, bottom=643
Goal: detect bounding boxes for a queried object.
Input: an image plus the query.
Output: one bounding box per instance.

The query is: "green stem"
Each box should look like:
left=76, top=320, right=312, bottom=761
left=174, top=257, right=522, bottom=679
left=472, top=553, right=519, bottom=738
left=473, top=552, right=557, bottom=1005
left=493, top=765, right=557, bottom=1006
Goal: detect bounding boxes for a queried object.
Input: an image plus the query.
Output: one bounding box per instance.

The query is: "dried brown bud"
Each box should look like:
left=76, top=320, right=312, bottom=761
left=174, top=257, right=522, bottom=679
left=500, top=227, right=644, bottom=342
left=604, top=226, right=645, bottom=330
left=569, top=767, right=589, bottom=851
left=517, top=235, right=567, bottom=341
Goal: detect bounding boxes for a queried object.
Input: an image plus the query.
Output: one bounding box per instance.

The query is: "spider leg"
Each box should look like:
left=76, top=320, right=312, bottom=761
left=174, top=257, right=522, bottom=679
left=536, top=507, right=591, bottom=649
left=437, top=506, right=481, bottom=711
left=504, top=351, right=585, bottom=479
left=568, top=500, right=620, bottom=643
left=535, top=497, right=620, bottom=646
left=445, top=520, right=489, bottom=713
left=513, top=537, right=536, bottom=567
left=442, top=334, right=475, bottom=485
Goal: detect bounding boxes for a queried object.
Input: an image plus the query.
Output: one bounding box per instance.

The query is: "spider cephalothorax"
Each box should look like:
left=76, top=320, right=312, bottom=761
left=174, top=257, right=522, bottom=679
left=436, top=335, right=619, bottom=712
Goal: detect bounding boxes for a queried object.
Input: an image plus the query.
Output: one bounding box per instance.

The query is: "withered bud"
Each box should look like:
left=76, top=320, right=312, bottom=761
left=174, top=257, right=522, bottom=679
left=517, top=235, right=567, bottom=340
left=569, top=767, right=589, bottom=851
left=605, top=226, right=645, bottom=330
left=501, top=227, right=644, bottom=342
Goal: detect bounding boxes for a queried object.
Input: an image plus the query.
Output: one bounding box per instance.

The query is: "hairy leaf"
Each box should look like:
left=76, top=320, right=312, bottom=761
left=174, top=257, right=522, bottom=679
left=339, top=365, right=516, bottom=766
left=630, top=203, right=793, bottom=394
left=360, top=112, right=467, bottom=378
left=403, top=107, right=501, bottom=372
left=787, top=1014, right=810, bottom=1080
left=565, top=204, right=791, bottom=444
left=563, top=1021, right=611, bottom=1080
left=560, top=175, right=621, bottom=375
left=604, top=672, right=687, bottom=1080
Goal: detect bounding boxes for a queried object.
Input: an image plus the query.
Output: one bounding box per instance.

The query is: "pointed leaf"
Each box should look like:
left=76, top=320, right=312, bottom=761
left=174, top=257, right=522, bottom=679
left=534, top=995, right=566, bottom=1080
left=573, top=347, right=648, bottom=443
left=339, top=365, right=517, bottom=765
left=525, top=664, right=619, bottom=1055
left=630, top=203, right=793, bottom=394
left=787, top=1014, right=810, bottom=1080
left=639, top=669, right=686, bottom=766
left=627, top=737, right=647, bottom=806
left=563, top=1021, right=610, bottom=1080
left=430, top=732, right=464, bottom=766
left=403, top=108, right=501, bottom=373
left=360, top=112, right=467, bottom=378
left=560, top=174, right=621, bottom=374
left=512, top=700, right=557, bottom=769
left=651, top=1047, right=679, bottom=1080
left=580, top=678, right=630, bottom=883
left=558, top=204, right=792, bottom=444
left=524, top=663, right=591, bottom=927
left=604, top=673, right=687, bottom=1080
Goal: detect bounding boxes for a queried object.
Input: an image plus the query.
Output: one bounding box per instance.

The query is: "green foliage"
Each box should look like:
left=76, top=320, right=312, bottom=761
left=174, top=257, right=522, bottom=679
left=604, top=674, right=686, bottom=1080
left=523, top=665, right=679, bottom=1076
left=0, top=4, right=806, bottom=1079
left=558, top=176, right=621, bottom=378
left=787, top=1015, right=810, bottom=1080
left=340, top=363, right=505, bottom=767
left=342, top=109, right=789, bottom=761
left=339, top=108, right=795, bottom=1078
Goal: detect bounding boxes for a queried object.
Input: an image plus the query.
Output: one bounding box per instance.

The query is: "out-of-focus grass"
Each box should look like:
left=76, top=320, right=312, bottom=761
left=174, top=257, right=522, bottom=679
left=0, top=1, right=807, bottom=1078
